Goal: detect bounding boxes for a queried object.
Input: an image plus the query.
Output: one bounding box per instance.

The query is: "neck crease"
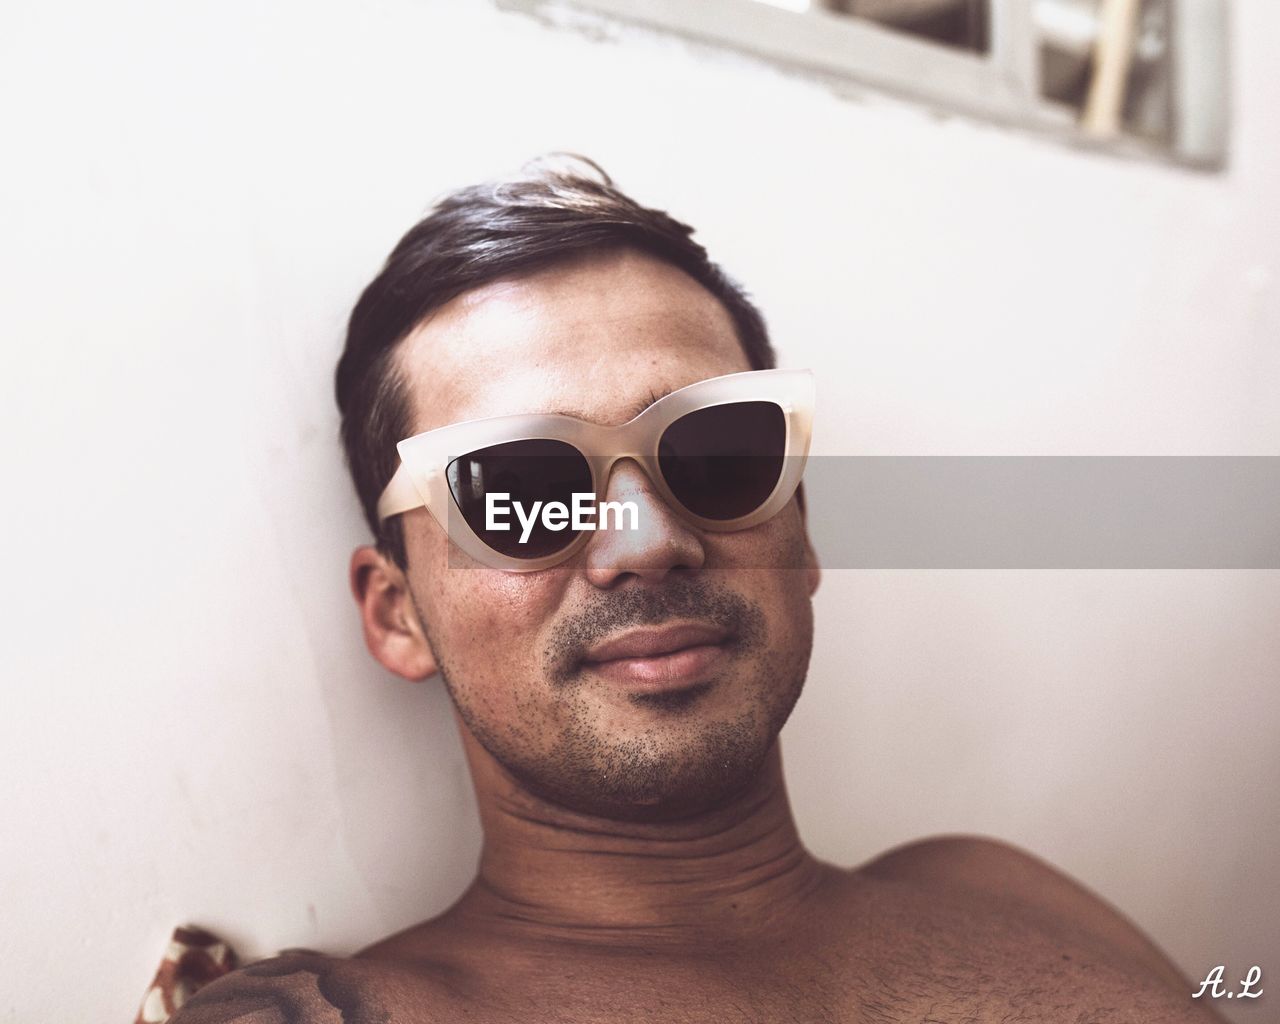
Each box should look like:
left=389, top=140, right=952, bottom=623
left=455, top=742, right=828, bottom=948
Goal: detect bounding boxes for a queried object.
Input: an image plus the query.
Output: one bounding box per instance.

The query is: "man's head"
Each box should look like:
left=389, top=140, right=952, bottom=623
left=337, top=157, right=819, bottom=822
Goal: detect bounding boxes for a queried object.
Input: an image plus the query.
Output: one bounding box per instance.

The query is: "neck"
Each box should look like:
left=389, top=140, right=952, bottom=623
left=452, top=729, right=828, bottom=948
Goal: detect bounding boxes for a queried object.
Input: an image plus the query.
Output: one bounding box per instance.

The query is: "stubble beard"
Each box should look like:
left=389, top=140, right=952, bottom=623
left=430, top=577, right=814, bottom=823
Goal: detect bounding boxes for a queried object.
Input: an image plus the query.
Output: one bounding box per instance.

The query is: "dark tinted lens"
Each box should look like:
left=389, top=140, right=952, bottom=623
left=447, top=439, right=592, bottom=559
left=658, top=401, right=786, bottom=521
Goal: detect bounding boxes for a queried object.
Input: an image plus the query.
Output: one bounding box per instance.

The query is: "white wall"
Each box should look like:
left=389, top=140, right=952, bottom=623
left=1, top=1, right=1276, bottom=1021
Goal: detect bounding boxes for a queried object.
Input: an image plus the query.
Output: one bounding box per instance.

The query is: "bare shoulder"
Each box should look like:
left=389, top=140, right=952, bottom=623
left=168, top=949, right=426, bottom=1024
left=859, top=833, right=1193, bottom=993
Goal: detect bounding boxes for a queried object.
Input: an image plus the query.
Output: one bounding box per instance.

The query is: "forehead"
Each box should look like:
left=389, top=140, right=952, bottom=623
left=394, top=248, right=754, bottom=435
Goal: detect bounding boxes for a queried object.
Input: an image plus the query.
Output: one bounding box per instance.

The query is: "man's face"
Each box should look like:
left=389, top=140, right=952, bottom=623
left=389, top=248, right=818, bottom=820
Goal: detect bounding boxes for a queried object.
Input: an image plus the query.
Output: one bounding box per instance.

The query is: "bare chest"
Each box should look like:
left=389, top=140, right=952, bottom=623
left=354, top=877, right=1215, bottom=1024
left=378, top=921, right=1207, bottom=1024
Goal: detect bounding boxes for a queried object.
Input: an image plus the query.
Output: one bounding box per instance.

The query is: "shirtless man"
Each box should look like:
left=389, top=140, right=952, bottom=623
left=174, top=158, right=1224, bottom=1023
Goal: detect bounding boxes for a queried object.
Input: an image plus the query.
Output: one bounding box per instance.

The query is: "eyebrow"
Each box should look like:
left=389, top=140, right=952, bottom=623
left=620, top=385, right=676, bottom=421
left=542, top=384, right=680, bottom=424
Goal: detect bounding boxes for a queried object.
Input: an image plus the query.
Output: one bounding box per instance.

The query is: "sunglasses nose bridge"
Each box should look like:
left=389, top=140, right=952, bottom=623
left=588, top=450, right=662, bottom=498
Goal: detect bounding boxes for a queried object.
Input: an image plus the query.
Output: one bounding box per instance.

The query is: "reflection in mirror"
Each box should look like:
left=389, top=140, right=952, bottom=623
left=1036, top=0, right=1173, bottom=144
left=755, top=0, right=991, bottom=52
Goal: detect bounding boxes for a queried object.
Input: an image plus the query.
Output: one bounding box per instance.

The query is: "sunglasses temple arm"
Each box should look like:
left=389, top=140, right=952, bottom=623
left=376, top=464, right=424, bottom=522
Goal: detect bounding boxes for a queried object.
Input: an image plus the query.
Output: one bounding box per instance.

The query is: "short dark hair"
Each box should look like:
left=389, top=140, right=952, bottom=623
left=334, top=155, right=776, bottom=567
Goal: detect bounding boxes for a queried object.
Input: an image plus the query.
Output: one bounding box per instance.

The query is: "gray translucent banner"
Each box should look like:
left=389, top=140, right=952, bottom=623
left=441, top=457, right=1280, bottom=569
left=805, top=457, right=1280, bottom=569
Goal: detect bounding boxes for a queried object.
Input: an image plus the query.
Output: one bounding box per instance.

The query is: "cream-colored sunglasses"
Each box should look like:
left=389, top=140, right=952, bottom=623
left=377, top=368, right=814, bottom=572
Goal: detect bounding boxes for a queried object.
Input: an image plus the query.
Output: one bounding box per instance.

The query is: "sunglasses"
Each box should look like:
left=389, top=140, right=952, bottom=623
left=376, top=368, right=814, bottom=572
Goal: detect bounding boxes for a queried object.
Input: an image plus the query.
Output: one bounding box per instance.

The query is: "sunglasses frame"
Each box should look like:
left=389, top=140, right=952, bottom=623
left=376, top=368, right=814, bottom=573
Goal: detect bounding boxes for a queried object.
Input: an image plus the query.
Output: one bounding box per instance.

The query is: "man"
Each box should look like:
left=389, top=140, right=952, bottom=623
left=175, top=157, right=1223, bottom=1023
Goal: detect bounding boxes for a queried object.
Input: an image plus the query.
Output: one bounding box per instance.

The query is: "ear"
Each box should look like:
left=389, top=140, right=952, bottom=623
left=795, top=483, right=821, bottom=597
left=349, top=545, right=438, bottom=681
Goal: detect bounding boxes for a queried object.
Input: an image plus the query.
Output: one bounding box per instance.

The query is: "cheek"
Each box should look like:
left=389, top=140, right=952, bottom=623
left=707, top=499, right=812, bottom=574
left=407, top=523, right=570, bottom=698
left=710, top=504, right=815, bottom=635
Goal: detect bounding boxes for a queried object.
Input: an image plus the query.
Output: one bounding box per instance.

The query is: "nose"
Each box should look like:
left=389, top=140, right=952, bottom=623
left=583, top=459, right=706, bottom=588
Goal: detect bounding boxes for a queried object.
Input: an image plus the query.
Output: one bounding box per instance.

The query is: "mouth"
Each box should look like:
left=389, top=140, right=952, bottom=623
left=580, top=622, right=731, bottom=690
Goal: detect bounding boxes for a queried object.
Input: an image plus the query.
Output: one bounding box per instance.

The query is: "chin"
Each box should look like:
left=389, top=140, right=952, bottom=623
left=522, top=690, right=795, bottom=822
left=454, top=634, right=812, bottom=822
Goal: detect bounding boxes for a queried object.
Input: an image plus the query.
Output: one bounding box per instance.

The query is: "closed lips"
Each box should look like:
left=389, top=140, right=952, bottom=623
left=582, top=624, right=729, bottom=665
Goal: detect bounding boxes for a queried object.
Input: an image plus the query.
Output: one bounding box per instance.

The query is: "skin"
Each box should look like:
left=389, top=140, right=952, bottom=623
left=175, top=250, right=1227, bottom=1023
